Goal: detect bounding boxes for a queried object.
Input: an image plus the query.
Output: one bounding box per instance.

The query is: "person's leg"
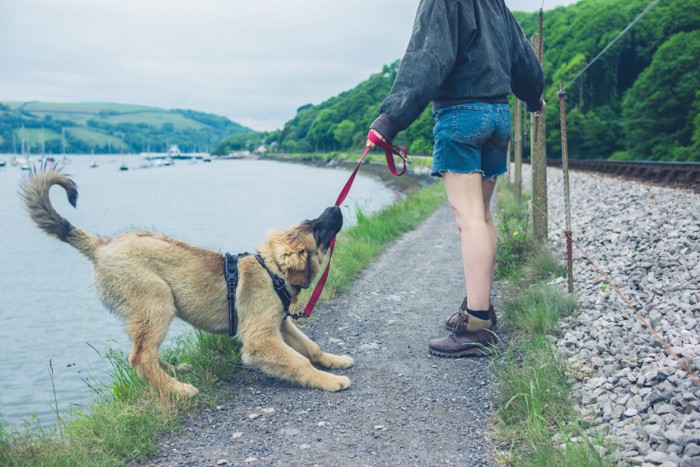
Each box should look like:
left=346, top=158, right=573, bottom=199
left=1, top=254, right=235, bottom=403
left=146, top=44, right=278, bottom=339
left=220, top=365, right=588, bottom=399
left=442, top=176, right=498, bottom=330
left=481, top=177, right=497, bottom=300
left=442, top=172, right=493, bottom=326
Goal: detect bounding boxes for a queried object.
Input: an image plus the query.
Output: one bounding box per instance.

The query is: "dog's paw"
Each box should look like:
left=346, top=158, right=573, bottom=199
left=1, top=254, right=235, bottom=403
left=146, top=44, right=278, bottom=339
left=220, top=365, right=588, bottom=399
left=335, top=355, right=354, bottom=369
left=327, top=354, right=354, bottom=369
left=317, top=374, right=351, bottom=392
left=315, top=353, right=354, bottom=369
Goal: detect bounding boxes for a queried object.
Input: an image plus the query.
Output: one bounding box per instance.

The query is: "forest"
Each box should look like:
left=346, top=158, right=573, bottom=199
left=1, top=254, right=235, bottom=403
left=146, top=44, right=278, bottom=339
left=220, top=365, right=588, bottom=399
left=215, top=0, right=699, bottom=162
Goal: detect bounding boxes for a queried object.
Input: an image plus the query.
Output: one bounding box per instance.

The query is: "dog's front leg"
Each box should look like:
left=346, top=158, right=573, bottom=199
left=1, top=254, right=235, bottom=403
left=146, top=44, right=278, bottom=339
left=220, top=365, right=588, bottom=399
left=281, top=318, right=354, bottom=370
left=241, top=330, right=351, bottom=392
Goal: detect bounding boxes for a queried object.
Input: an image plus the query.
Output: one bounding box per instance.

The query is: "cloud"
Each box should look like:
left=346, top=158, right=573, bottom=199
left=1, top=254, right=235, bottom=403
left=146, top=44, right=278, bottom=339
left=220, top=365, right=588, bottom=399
left=0, top=0, right=576, bottom=131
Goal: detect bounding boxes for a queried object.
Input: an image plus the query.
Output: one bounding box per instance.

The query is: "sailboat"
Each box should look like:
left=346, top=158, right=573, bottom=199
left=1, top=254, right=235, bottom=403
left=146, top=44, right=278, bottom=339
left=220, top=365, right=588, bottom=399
left=18, top=126, right=30, bottom=170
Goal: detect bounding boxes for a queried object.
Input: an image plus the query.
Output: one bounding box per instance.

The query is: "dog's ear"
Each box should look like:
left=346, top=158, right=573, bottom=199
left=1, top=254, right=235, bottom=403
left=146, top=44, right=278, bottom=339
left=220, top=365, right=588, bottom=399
left=264, top=228, right=314, bottom=288
left=279, top=244, right=311, bottom=288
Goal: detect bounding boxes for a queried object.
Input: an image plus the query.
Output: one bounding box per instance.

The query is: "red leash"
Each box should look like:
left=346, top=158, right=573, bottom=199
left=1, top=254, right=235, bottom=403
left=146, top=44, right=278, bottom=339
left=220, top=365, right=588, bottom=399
left=297, top=131, right=410, bottom=317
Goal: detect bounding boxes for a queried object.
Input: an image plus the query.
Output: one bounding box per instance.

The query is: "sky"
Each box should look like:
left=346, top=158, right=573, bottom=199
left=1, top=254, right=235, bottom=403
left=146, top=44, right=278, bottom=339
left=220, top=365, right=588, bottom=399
left=0, top=0, right=578, bottom=132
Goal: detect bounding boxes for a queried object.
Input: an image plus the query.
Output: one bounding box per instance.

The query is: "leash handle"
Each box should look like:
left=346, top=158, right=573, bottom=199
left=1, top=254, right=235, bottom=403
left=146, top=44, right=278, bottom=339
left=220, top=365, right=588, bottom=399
left=302, top=132, right=410, bottom=317
left=334, top=132, right=409, bottom=206
left=367, top=131, right=410, bottom=177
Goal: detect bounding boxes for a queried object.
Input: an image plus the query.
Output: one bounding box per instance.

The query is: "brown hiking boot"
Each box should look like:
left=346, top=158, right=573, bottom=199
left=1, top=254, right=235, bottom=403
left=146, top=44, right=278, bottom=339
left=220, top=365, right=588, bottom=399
left=444, top=298, right=497, bottom=330
left=430, top=311, right=498, bottom=358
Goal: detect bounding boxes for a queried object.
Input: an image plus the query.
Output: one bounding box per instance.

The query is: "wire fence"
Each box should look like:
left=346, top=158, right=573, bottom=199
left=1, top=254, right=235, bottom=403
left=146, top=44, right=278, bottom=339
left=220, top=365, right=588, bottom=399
left=515, top=0, right=699, bottom=389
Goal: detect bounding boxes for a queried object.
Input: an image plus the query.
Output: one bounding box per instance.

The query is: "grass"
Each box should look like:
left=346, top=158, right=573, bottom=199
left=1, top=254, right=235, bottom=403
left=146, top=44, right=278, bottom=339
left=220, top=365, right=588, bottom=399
left=0, top=171, right=446, bottom=466
left=0, top=348, right=181, bottom=466
left=63, top=128, right=130, bottom=150
left=266, top=150, right=434, bottom=171
left=18, top=102, right=158, bottom=113
left=95, top=112, right=206, bottom=131
left=12, top=128, right=62, bottom=145
left=492, top=181, right=613, bottom=466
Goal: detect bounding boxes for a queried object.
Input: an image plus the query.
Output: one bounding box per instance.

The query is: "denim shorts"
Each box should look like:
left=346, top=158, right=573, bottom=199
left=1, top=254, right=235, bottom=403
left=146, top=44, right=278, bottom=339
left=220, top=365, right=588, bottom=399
left=432, top=102, right=511, bottom=179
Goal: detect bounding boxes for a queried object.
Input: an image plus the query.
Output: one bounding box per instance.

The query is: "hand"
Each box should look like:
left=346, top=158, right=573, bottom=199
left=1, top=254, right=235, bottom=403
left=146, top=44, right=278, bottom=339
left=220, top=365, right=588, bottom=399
left=535, top=99, right=547, bottom=115
left=365, top=129, right=387, bottom=150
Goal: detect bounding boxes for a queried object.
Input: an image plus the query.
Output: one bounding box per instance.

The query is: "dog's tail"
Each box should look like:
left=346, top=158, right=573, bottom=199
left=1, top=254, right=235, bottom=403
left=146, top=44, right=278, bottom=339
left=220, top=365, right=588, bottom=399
left=20, top=164, right=103, bottom=261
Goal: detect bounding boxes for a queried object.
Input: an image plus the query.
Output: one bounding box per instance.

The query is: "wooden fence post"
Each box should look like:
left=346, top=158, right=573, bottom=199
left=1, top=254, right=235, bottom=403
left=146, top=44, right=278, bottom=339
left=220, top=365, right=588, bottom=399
left=558, top=84, right=574, bottom=293
left=531, top=30, right=548, bottom=242
left=514, top=99, right=523, bottom=202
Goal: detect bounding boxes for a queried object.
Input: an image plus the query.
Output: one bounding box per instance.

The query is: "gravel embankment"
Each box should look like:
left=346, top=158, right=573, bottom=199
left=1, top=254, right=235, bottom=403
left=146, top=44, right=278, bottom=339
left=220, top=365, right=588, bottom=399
left=533, top=167, right=700, bottom=466
left=146, top=204, right=499, bottom=467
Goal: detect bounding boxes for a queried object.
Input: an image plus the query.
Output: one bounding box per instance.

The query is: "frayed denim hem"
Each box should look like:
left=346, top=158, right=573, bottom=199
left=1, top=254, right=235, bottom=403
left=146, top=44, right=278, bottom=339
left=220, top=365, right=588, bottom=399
left=432, top=169, right=500, bottom=179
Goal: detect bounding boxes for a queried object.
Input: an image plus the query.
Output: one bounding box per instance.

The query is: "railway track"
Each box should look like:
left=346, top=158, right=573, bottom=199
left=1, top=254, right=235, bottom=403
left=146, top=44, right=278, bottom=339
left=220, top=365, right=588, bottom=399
left=543, top=159, right=700, bottom=193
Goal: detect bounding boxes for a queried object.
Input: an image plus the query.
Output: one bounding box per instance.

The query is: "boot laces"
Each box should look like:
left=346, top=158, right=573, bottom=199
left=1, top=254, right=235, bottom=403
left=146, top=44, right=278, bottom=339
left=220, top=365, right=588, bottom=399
left=448, top=311, right=469, bottom=334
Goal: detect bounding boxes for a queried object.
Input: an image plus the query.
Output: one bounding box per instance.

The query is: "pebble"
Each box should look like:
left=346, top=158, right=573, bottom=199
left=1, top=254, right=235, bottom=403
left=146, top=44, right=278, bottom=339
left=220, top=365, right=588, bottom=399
left=531, top=167, right=700, bottom=467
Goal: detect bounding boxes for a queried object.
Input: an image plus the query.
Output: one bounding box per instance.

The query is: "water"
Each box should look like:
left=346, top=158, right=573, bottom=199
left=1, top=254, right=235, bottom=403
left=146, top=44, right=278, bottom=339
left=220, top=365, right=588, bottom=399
left=0, top=155, right=396, bottom=429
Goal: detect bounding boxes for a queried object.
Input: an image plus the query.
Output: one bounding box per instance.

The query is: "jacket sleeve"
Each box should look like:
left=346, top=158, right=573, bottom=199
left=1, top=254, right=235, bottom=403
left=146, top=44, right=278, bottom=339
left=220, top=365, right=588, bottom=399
left=370, top=0, right=460, bottom=142
left=508, top=11, right=545, bottom=112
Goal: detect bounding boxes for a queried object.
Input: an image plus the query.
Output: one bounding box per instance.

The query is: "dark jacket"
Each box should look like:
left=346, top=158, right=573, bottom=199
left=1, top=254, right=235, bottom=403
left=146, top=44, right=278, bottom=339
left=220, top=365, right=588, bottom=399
left=371, top=0, right=545, bottom=142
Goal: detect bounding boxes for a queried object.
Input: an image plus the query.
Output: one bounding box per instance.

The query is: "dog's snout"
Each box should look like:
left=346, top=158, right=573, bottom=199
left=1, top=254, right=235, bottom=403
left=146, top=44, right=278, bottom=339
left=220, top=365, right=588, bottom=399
left=312, top=206, right=343, bottom=249
left=325, top=205, right=343, bottom=227
left=316, top=206, right=342, bottom=230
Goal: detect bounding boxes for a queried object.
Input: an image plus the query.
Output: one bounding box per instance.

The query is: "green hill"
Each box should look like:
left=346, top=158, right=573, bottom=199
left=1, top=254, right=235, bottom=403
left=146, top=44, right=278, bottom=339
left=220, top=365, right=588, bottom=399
left=0, top=101, right=251, bottom=154
left=216, top=0, right=699, bottom=162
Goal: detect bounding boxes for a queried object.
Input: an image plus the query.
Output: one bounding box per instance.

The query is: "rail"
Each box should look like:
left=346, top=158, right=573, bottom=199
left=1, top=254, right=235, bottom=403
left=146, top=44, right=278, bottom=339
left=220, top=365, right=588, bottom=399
left=531, top=159, right=700, bottom=193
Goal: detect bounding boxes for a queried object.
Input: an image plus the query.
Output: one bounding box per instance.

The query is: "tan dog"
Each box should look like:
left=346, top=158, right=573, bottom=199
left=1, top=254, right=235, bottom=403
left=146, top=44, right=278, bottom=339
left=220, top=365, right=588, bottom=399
left=20, top=167, right=353, bottom=397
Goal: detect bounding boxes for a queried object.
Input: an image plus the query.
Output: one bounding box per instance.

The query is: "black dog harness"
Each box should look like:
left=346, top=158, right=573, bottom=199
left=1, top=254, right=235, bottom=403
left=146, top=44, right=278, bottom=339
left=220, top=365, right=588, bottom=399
left=224, top=252, right=293, bottom=336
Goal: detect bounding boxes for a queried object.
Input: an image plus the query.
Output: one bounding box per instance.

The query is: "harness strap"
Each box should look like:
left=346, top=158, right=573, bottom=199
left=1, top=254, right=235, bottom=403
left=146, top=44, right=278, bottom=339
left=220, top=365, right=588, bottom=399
left=224, top=253, right=293, bottom=335
left=224, top=252, right=245, bottom=336
left=252, top=254, right=293, bottom=311
left=301, top=131, right=409, bottom=317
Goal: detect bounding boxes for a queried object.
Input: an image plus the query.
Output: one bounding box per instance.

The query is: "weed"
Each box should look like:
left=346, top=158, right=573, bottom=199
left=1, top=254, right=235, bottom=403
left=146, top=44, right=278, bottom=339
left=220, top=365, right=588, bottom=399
left=493, top=179, right=611, bottom=466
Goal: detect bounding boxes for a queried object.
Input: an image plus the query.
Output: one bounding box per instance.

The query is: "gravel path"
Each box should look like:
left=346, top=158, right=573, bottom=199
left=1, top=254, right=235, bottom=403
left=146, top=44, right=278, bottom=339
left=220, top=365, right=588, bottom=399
left=146, top=204, right=499, bottom=467
left=534, top=167, right=700, bottom=466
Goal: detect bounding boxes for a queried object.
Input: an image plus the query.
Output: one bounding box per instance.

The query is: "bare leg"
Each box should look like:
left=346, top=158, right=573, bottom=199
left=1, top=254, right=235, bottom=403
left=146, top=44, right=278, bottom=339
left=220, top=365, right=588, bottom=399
left=281, top=318, right=354, bottom=369
left=442, top=172, right=497, bottom=328
left=482, top=178, right=497, bottom=294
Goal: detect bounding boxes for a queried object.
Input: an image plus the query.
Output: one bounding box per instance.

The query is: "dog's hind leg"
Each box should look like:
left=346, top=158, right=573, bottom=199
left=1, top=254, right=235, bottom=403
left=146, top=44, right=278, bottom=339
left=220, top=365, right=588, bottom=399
left=241, top=328, right=351, bottom=392
left=281, top=318, right=354, bottom=369
left=121, top=282, right=199, bottom=397
left=127, top=314, right=199, bottom=397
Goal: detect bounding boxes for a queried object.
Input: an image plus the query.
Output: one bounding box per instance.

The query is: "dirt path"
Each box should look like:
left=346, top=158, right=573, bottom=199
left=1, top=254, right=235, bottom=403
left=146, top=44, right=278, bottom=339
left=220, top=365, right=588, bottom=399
left=147, top=204, right=498, bottom=466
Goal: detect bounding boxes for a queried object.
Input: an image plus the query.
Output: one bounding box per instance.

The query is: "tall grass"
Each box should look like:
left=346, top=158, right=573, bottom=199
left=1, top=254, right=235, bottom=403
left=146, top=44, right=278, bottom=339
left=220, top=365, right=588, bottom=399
left=0, top=176, right=446, bottom=466
left=0, top=348, right=180, bottom=466
left=495, top=181, right=534, bottom=281
left=493, top=181, right=612, bottom=466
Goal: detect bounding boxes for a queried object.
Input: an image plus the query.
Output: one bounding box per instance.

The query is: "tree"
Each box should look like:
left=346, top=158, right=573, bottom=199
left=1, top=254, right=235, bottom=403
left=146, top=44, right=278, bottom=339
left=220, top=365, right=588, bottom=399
left=307, top=109, right=339, bottom=151
left=623, top=30, right=700, bottom=161
left=333, top=120, right=355, bottom=148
